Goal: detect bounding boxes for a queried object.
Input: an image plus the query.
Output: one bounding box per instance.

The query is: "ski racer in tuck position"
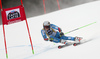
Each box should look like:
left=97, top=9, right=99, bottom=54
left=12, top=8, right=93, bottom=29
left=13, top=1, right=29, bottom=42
left=41, top=21, right=82, bottom=47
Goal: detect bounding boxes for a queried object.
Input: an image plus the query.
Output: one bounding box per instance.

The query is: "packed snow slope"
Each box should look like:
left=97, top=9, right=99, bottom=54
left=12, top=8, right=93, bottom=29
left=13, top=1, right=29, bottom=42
left=0, top=1, right=100, bottom=59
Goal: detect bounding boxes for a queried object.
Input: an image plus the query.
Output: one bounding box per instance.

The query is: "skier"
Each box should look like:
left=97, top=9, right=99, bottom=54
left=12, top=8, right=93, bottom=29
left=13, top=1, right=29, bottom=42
left=41, top=21, right=82, bottom=46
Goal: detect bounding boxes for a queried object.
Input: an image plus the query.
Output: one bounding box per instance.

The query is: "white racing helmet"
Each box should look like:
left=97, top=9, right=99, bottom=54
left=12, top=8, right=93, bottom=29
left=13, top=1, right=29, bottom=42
left=43, top=21, right=50, bottom=29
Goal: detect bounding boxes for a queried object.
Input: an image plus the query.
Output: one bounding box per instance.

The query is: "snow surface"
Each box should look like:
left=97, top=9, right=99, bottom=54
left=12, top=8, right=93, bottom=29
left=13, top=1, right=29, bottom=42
left=0, top=1, right=100, bottom=59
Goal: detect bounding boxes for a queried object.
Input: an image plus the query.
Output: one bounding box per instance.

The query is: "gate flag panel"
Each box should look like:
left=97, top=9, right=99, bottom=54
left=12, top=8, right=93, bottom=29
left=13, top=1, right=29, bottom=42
left=1, top=5, right=26, bottom=25
left=0, top=0, right=34, bottom=58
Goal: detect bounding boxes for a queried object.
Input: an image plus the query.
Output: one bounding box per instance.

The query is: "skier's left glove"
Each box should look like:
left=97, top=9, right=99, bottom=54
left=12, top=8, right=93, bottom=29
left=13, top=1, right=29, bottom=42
left=60, top=32, right=64, bottom=37
left=58, top=27, right=64, bottom=36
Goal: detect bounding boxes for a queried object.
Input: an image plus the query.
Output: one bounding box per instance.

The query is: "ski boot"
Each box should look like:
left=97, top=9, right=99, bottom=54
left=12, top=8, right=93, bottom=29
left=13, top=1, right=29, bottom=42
left=73, top=36, right=82, bottom=46
left=58, top=39, right=72, bottom=49
left=60, top=39, right=67, bottom=44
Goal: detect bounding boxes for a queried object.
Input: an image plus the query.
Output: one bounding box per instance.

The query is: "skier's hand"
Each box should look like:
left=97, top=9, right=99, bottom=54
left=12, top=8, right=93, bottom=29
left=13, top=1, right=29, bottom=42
left=60, top=32, right=64, bottom=37
left=44, top=38, right=48, bottom=41
left=49, top=38, right=53, bottom=42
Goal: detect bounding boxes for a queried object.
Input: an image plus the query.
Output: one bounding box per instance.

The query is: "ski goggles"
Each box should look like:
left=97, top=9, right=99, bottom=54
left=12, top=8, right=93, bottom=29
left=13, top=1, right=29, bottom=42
left=44, top=26, right=50, bottom=29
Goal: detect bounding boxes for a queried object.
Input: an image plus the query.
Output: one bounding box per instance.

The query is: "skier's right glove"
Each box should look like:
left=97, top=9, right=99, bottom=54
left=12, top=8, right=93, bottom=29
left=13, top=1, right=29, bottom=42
left=44, top=38, right=48, bottom=41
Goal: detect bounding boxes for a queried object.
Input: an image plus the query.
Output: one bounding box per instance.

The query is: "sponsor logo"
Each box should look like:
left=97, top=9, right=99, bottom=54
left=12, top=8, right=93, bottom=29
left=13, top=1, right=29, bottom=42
left=7, top=10, right=20, bottom=20
left=8, top=19, right=21, bottom=24
left=6, top=8, right=20, bottom=20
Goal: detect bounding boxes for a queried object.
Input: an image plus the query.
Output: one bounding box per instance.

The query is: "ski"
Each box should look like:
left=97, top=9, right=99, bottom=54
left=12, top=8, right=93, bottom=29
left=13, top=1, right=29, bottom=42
left=73, top=43, right=81, bottom=46
left=58, top=40, right=81, bottom=49
left=73, top=39, right=92, bottom=46
left=58, top=39, right=92, bottom=49
left=58, top=44, right=71, bottom=49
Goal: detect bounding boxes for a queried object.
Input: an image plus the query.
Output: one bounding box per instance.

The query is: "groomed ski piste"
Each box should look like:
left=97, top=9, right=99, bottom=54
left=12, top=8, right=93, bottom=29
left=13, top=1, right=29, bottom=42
left=0, top=1, right=100, bottom=59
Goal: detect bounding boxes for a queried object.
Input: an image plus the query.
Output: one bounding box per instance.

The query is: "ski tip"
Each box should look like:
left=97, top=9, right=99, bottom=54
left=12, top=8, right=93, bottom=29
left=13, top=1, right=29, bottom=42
left=73, top=43, right=76, bottom=46
left=58, top=46, right=62, bottom=49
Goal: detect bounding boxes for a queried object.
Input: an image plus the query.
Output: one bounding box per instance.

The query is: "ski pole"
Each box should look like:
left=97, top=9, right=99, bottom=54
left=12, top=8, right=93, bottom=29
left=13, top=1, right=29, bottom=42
left=64, top=22, right=96, bottom=35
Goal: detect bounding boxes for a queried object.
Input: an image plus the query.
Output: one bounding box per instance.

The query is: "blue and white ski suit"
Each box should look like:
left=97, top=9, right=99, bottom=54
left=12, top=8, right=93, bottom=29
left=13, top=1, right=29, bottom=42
left=41, top=24, right=75, bottom=43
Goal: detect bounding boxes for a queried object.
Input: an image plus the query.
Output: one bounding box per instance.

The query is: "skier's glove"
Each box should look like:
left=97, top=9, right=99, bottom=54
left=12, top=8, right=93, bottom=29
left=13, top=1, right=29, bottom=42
left=44, top=38, right=48, bottom=41
left=49, top=38, right=53, bottom=42
left=60, top=32, right=64, bottom=37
